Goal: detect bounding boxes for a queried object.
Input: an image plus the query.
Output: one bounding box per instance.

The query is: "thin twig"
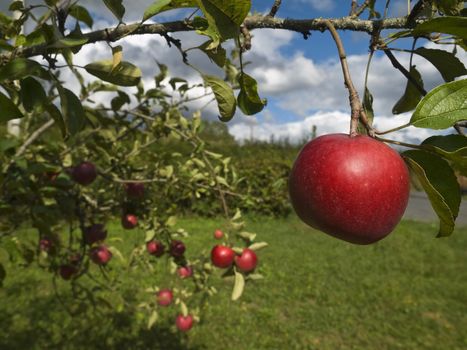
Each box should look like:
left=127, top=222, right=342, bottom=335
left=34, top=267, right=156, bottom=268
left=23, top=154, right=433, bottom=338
left=350, top=0, right=358, bottom=16
left=382, top=48, right=427, bottom=95
left=15, top=119, right=55, bottom=157
left=324, top=20, right=362, bottom=137
left=268, top=0, right=282, bottom=17
left=353, top=0, right=372, bottom=17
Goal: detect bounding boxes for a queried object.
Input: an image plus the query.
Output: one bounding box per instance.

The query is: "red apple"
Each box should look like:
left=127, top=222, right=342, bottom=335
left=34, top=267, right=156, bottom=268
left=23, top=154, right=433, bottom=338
left=156, top=289, right=173, bottom=307
left=146, top=240, right=165, bottom=257
left=214, top=229, right=223, bottom=239
left=177, top=266, right=193, bottom=279
left=39, top=237, right=53, bottom=252
left=121, top=214, right=138, bottom=229
left=83, top=224, right=107, bottom=245
left=234, top=248, right=258, bottom=273
left=59, top=265, right=77, bottom=280
left=125, top=182, right=145, bottom=198
left=176, top=314, right=194, bottom=332
left=169, top=240, right=185, bottom=258
left=211, top=245, right=235, bottom=268
left=289, top=134, right=410, bottom=245
left=71, top=161, right=97, bottom=186
left=90, top=245, right=112, bottom=265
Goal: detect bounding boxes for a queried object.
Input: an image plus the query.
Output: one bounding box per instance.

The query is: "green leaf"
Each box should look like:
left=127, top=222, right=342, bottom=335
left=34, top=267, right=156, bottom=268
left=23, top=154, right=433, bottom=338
left=143, top=0, right=172, bottom=21
left=358, top=87, right=374, bottom=135
left=0, top=262, right=5, bottom=287
left=50, top=36, right=88, bottom=48
left=9, top=1, right=24, bottom=11
left=237, top=73, right=266, bottom=115
left=46, top=104, right=67, bottom=138
left=231, top=270, right=245, bottom=301
left=248, top=242, right=268, bottom=251
left=413, top=47, right=467, bottom=82
left=147, top=310, right=158, bottom=329
left=58, top=87, right=85, bottom=135
left=195, top=0, right=251, bottom=46
left=0, top=91, right=23, bottom=122
left=421, top=135, right=467, bottom=176
left=393, top=66, right=424, bottom=114
left=111, top=91, right=130, bottom=111
left=413, top=16, right=467, bottom=40
left=434, top=0, right=464, bottom=15
left=198, top=41, right=226, bottom=67
left=410, top=79, right=467, bottom=129
left=203, top=74, right=236, bottom=122
left=84, top=60, right=142, bottom=86
left=0, top=58, right=50, bottom=81
left=103, top=0, right=125, bottom=21
left=403, top=150, right=460, bottom=237
left=69, top=5, right=94, bottom=28
left=20, top=77, right=47, bottom=113
left=111, top=45, right=123, bottom=72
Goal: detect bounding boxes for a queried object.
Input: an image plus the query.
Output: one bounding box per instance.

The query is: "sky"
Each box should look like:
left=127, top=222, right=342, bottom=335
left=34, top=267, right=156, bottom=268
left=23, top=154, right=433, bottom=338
left=2, top=0, right=466, bottom=145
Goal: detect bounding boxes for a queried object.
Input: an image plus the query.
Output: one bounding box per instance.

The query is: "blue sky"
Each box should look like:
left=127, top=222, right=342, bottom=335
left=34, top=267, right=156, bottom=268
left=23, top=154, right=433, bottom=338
left=4, top=0, right=465, bottom=144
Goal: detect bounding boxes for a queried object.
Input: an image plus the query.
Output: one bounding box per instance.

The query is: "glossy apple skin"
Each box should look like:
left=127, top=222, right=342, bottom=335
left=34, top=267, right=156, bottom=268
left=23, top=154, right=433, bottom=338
left=211, top=245, right=235, bottom=268
left=90, top=245, right=112, bottom=265
left=121, top=214, right=138, bottom=229
left=169, top=240, right=186, bottom=258
left=71, top=162, right=97, bottom=186
left=125, top=182, right=145, bottom=198
left=289, top=134, right=410, bottom=245
left=234, top=248, right=258, bottom=273
left=176, top=314, right=194, bottom=332
left=146, top=240, right=165, bottom=257
left=177, top=266, right=193, bottom=279
left=214, top=229, right=223, bottom=239
left=83, top=224, right=107, bottom=245
left=157, top=289, right=173, bottom=307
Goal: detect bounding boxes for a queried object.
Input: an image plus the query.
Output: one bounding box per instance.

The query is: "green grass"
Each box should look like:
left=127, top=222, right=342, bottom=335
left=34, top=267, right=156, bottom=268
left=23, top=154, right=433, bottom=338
left=1, top=216, right=467, bottom=350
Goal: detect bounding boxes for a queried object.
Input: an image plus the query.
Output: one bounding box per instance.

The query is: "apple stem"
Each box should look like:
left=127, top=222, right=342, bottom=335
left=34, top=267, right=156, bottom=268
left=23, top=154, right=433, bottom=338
left=324, top=20, right=372, bottom=138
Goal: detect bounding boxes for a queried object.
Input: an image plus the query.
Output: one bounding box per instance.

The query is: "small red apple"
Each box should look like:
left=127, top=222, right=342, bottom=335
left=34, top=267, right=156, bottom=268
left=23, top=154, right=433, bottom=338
left=157, top=289, right=173, bottom=307
left=211, top=245, right=235, bottom=268
left=59, top=265, right=77, bottom=280
left=90, top=245, right=112, bottom=265
left=39, top=237, right=53, bottom=252
left=289, top=134, right=410, bottom=245
left=176, top=314, right=194, bottom=332
left=177, top=266, right=193, bottom=279
left=214, top=229, right=223, bottom=239
left=146, top=240, right=165, bottom=257
left=169, top=240, right=185, bottom=258
left=125, top=182, right=145, bottom=198
left=121, top=214, right=138, bottom=229
left=83, top=224, right=107, bottom=245
left=71, top=161, right=97, bottom=186
left=235, top=248, right=258, bottom=273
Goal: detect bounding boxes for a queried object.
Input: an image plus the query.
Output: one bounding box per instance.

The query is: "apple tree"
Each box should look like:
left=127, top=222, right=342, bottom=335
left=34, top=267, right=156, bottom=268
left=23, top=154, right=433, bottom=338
left=0, top=0, right=466, bottom=334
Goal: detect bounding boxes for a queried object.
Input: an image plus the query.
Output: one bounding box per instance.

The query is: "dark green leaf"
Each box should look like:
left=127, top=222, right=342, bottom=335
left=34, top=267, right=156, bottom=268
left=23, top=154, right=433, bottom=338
left=103, top=0, right=125, bottom=21
left=58, top=87, right=85, bottom=135
left=20, top=77, right=47, bottom=113
left=414, top=47, right=467, bottom=82
left=203, top=74, right=236, bottom=122
left=69, top=5, right=93, bottom=28
left=422, top=134, right=467, bottom=176
left=393, top=66, right=424, bottom=114
left=0, top=58, right=51, bottom=81
left=413, top=16, right=467, bottom=40
left=111, top=91, right=130, bottom=111
left=0, top=262, right=5, bottom=287
left=403, top=150, right=461, bottom=237
left=143, top=0, right=172, bottom=21
left=434, top=0, right=464, bottom=15
left=84, top=60, right=142, bottom=86
left=0, top=91, right=23, bottom=122
left=0, top=138, right=18, bottom=153
left=237, top=73, right=266, bottom=115
left=231, top=270, right=245, bottom=301
left=410, top=79, right=467, bottom=129
left=50, top=36, right=88, bottom=48
left=46, top=104, right=67, bottom=138
left=198, top=41, right=226, bottom=67
left=9, top=1, right=24, bottom=11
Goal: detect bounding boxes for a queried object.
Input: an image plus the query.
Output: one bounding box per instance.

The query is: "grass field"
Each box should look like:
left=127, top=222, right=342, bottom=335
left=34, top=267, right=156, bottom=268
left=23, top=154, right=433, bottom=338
left=1, top=216, right=466, bottom=350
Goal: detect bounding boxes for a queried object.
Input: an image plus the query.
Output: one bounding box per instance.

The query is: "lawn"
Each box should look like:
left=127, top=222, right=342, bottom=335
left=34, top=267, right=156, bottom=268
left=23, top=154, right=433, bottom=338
left=1, top=216, right=466, bottom=350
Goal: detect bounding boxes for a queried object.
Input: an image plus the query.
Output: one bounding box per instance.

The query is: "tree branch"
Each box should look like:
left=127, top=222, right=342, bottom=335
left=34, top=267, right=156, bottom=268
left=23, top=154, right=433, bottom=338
left=268, top=0, right=282, bottom=17
left=324, top=20, right=362, bottom=137
left=2, top=16, right=420, bottom=60
left=15, top=119, right=55, bottom=157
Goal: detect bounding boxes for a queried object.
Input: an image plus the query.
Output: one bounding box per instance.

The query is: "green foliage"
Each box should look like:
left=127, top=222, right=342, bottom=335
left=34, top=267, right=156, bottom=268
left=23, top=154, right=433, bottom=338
left=392, top=66, right=424, bottom=114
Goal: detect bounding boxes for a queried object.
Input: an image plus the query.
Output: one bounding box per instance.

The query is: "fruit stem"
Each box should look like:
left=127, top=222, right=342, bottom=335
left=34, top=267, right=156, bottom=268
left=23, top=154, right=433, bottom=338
left=324, top=20, right=363, bottom=138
